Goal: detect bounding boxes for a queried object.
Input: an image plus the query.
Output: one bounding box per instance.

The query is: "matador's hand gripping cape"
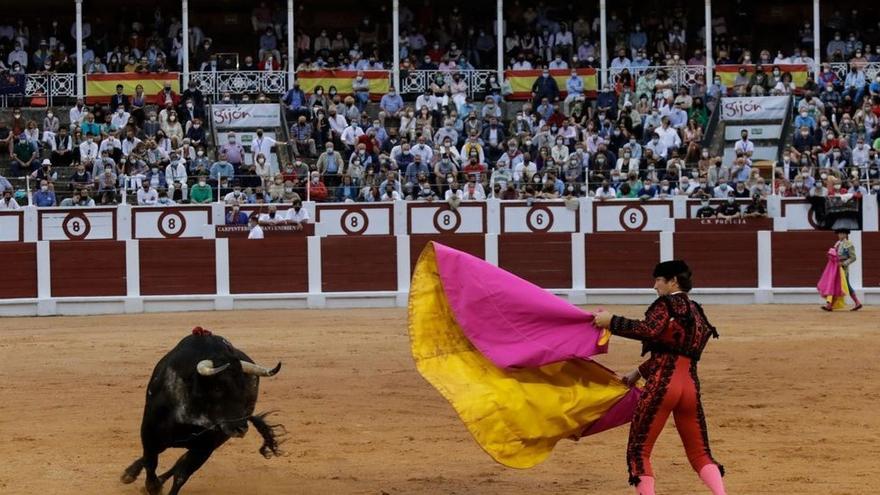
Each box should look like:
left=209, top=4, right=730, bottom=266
left=408, top=242, right=639, bottom=468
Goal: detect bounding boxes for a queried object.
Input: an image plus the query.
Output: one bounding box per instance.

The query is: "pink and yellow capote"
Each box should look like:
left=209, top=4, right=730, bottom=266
left=408, top=242, right=639, bottom=468
left=817, top=247, right=851, bottom=310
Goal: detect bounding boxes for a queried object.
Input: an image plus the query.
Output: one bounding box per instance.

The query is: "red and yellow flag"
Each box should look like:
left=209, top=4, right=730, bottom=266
left=85, top=72, right=180, bottom=104
left=295, top=70, right=389, bottom=100
left=715, top=64, right=810, bottom=92
left=504, top=68, right=598, bottom=101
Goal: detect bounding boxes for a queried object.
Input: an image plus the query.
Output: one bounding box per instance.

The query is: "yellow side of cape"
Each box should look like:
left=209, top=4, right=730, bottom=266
left=408, top=244, right=631, bottom=468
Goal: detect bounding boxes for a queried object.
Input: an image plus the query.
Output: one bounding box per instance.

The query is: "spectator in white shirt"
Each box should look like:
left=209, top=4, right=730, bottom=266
left=137, top=182, right=158, bottom=205
left=411, top=136, right=433, bottom=164
left=593, top=181, right=618, bottom=200
left=327, top=107, right=348, bottom=140
left=259, top=205, right=286, bottom=224
left=250, top=128, right=277, bottom=164
left=165, top=156, right=189, bottom=201
left=0, top=190, right=20, bottom=210
left=461, top=178, right=486, bottom=200
left=121, top=130, right=142, bottom=157
left=645, top=133, right=669, bottom=160
left=733, top=130, right=754, bottom=157
left=247, top=215, right=265, bottom=239
left=381, top=184, right=401, bottom=201
left=79, top=135, right=100, bottom=163
left=415, top=90, right=439, bottom=113
left=340, top=123, right=364, bottom=153
left=285, top=199, right=309, bottom=228
left=110, top=105, right=131, bottom=131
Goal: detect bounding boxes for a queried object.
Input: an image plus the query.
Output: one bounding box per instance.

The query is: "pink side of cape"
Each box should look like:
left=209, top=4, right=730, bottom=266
left=432, top=242, right=608, bottom=368
left=817, top=248, right=845, bottom=297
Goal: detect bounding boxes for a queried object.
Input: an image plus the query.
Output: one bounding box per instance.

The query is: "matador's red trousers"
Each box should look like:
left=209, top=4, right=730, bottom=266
left=627, top=355, right=722, bottom=485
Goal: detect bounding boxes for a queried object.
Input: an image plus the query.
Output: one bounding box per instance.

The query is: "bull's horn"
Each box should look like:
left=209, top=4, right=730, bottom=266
left=240, top=361, right=282, bottom=377
left=197, top=360, right=230, bottom=376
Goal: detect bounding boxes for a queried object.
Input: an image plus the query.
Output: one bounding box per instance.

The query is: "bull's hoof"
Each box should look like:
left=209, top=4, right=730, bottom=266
left=120, top=472, right=137, bottom=484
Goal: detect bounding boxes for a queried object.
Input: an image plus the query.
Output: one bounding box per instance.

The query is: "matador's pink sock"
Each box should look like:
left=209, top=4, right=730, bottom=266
left=634, top=476, right=655, bottom=495
left=699, top=464, right=726, bottom=495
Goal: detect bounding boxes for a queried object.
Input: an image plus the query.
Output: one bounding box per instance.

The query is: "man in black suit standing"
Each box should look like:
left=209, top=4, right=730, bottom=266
left=110, top=84, right=130, bottom=111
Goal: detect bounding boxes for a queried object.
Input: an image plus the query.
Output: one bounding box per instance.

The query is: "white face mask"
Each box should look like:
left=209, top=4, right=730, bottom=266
left=41, top=185, right=48, bottom=191
left=199, top=181, right=206, bottom=186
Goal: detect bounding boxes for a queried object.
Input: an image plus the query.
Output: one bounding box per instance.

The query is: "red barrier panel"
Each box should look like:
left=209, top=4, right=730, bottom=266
left=228, top=238, right=309, bottom=294
left=771, top=231, right=837, bottom=287
left=409, top=234, right=486, bottom=272
left=674, top=232, right=758, bottom=287
left=50, top=241, right=126, bottom=297
left=586, top=233, right=660, bottom=288
left=0, top=243, right=37, bottom=299
left=321, top=236, right=397, bottom=292
left=499, top=233, right=572, bottom=288
left=862, top=232, right=880, bottom=288
left=139, top=239, right=216, bottom=295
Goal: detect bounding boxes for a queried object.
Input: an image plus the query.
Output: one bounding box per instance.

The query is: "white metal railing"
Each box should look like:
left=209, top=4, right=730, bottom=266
left=21, top=63, right=873, bottom=107
left=188, top=70, right=290, bottom=99
left=399, top=69, right=496, bottom=98
left=607, top=65, right=707, bottom=91
left=829, top=62, right=880, bottom=82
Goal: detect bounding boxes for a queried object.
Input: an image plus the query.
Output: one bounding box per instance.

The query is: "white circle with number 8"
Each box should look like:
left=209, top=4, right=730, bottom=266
left=62, top=212, right=91, bottom=240
left=340, top=209, right=369, bottom=235
left=432, top=208, right=461, bottom=233
left=157, top=211, right=187, bottom=238
left=619, top=205, right=648, bottom=231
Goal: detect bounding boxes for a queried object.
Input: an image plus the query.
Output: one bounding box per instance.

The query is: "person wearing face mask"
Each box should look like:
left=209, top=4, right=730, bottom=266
left=379, top=85, right=404, bottom=119
left=189, top=175, right=213, bottom=204
left=530, top=69, right=560, bottom=109
left=714, top=195, right=741, bottom=219
left=137, top=180, right=159, bottom=206
left=307, top=171, right=328, bottom=202
left=165, top=155, right=189, bottom=201
left=32, top=179, right=56, bottom=207
left=792, top=125, right=817, bottom=153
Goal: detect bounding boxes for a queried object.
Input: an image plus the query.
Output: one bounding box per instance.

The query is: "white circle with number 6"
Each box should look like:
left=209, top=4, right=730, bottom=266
left=619, top=205, right=648, bottom=231
left=525, top=206, right=554, bottom=232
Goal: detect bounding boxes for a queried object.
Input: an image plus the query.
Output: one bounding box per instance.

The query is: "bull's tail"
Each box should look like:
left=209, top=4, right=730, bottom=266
left=249, top=411, right=287, bottom=458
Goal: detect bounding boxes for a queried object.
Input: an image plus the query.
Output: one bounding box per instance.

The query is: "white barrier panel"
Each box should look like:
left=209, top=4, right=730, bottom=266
left=780, top=199, right=819, bottom=230
left=0, top=211, right=23, bottom=242
left=38, top=208, right=117, bottom=240
left=593, top=200, right=673, bottom=232
left=314, top=204, right=394, bottom=235
left=501, top=202, right=579, bottom=233
left=407, top=203, right=487, bottom=234
left=131, top=206, right=213, bottom=239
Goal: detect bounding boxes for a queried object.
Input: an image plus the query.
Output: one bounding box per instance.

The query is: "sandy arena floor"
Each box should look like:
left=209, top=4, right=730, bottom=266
left=0, top=305, right=878, bottom=494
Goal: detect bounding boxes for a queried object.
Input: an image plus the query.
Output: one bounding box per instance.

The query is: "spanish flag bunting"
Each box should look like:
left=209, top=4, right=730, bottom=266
left=715, top=64, right=810, bottom=91
left=85, top=72, right=180, bottom=104
left=295, top=70, right=389, bottom=100
left=504, top=68, right=599, bottom=101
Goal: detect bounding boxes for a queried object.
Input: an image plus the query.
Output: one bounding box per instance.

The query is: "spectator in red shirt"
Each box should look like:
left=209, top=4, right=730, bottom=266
left=308, top=171, right=329, bottom=202
left=155, top=82, right=180, bottom=107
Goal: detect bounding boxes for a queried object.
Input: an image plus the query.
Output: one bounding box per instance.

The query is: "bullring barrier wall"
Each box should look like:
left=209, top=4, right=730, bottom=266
left=0, top=197, right=878, bottom=316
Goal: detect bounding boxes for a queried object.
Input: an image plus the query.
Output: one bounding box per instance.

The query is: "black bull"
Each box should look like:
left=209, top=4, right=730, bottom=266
left=121, top=329, right=285, bottom=495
